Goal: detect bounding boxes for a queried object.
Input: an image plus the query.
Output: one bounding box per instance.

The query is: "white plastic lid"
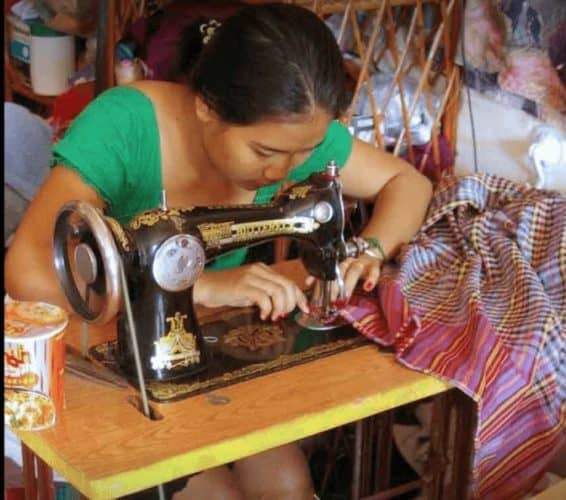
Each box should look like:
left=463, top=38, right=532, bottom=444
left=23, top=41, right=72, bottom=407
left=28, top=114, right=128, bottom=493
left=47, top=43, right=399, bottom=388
left=4, top=300, right=69, bottom=342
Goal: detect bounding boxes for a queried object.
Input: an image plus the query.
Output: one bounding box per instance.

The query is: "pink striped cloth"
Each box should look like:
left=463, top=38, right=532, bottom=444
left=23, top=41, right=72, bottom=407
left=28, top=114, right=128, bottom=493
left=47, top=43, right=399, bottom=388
left=341, top=174, right=566, bottom=499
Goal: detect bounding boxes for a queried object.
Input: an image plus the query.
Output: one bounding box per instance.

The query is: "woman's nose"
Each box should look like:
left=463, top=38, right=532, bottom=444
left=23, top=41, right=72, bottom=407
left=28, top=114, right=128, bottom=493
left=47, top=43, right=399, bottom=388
left=264, top=157, right=293, bottom=182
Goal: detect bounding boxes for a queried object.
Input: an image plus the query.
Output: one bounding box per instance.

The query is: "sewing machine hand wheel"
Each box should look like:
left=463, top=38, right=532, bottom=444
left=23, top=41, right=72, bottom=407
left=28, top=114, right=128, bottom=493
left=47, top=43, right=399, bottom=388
left=53, top=201, right=122, bottom=324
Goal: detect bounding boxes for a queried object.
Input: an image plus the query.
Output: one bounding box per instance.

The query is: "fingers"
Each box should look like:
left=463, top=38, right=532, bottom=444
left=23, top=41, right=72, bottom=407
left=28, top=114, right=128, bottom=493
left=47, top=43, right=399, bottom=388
left=242, top=264, right=308, bottom=321
left=306, top=255, right=383, bottom=303
left=342, top=255, right=382, bottom=295
left=294, top=287, right=310, bottom=315
left=341, top=259, right=365, bottom=299
left=362, top=263, right=381, bottom=292
left=243, top=284, right=276, bottom=321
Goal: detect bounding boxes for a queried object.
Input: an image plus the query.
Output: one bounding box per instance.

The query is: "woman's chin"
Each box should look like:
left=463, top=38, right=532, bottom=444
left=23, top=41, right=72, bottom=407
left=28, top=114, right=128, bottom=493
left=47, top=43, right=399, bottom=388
left=239, top=180, right=267, bottom=191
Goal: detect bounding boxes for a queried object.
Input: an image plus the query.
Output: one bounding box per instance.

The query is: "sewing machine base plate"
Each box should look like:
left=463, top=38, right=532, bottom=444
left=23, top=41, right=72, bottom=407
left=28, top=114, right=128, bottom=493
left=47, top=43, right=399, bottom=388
left=294, top=311, right=350, bottom=330
left=89, top=307, right=370, bottom=403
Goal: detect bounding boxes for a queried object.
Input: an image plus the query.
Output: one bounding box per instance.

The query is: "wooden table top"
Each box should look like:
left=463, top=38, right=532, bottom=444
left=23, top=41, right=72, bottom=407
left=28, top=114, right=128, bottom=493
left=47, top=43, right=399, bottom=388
left=13, top=260, right=450, bottom=498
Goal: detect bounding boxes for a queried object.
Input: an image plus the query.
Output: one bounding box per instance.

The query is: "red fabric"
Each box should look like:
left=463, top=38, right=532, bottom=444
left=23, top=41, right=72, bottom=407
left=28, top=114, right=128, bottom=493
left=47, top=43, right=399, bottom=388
left=402, top=134, right=455, bottom=183
left=125, top=0, right=245, bottom=82
left=49, top=82, right=95, bottom=141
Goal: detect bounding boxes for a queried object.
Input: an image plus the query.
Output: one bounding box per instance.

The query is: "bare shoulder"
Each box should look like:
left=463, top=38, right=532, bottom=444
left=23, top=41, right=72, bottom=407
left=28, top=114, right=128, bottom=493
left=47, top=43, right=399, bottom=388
left=127, top=81, right=190, bottom=108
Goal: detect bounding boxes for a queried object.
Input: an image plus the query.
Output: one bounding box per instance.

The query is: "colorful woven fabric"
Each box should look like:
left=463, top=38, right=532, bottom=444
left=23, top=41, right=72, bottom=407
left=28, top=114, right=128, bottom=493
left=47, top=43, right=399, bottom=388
left=342, top=173, right=566, bottom=499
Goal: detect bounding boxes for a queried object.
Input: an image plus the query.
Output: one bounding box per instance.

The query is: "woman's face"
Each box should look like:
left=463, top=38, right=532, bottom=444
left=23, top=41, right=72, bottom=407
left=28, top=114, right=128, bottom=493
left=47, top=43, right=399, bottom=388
left=199, top=104, right=333, bottom=191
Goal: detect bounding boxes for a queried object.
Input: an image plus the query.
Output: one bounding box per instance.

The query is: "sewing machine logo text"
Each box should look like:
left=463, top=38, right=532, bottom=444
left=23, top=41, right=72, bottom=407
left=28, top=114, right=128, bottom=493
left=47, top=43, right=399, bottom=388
left=150, top=312, right=201, bottom=371
left=198, top=218, right=319, bottom=248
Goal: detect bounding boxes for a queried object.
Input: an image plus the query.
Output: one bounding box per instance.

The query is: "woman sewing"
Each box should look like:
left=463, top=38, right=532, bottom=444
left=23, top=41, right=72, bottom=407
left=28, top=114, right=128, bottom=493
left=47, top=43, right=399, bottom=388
left=5, top=3, right=432, bottom=499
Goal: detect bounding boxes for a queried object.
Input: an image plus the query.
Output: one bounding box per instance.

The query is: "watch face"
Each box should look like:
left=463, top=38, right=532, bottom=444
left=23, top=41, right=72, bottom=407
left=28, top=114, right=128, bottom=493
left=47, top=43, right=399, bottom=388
left=152, top=234, right=205, bottom=292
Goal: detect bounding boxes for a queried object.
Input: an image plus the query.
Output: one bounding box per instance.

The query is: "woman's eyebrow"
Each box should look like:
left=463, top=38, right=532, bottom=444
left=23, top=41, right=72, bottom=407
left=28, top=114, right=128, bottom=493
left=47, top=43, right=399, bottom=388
left=251, top=140, right=323, bottom=154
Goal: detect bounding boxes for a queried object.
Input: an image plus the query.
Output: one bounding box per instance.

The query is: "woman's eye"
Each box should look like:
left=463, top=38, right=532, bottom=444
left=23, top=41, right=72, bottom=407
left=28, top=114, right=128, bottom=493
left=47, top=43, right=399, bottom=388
left=254, top=149, right=274, bottom=158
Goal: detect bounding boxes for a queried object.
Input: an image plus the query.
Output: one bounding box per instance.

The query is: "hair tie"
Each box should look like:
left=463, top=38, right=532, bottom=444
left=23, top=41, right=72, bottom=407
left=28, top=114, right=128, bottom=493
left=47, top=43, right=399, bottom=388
left=200, top=19, right=221, bottom=45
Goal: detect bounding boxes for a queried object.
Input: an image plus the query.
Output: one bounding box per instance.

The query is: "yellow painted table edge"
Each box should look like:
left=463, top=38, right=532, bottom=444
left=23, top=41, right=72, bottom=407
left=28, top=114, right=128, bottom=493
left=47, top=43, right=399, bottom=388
left=15, top=375, right=450, bottom=498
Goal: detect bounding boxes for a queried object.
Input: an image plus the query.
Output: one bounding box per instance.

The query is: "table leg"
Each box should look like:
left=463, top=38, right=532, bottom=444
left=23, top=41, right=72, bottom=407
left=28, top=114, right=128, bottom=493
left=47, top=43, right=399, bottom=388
left=448, top=389, right=475, bottom=497
left=353, top=411, right=397, bottom=499
left=21, top=442, right=56, bottom=500
left=361, top=415, right=376, bottom=494
left=22, top=443, right=37, bottom=500
left=320, top=427, right=344, bottom=497
left=354, top=389, right=474, bottom=500
left=37, top=455, right=56, bottom=500
left=374, top=411, right=393, bottom=493
left=352, top=420, right=363, bottom=500
left=422, top=392, right=451, bottom=500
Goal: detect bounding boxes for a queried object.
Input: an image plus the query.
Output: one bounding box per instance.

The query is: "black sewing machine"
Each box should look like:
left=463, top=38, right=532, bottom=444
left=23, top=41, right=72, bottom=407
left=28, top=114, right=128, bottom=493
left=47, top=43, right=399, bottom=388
left=53, top=161, right=369, bottom=382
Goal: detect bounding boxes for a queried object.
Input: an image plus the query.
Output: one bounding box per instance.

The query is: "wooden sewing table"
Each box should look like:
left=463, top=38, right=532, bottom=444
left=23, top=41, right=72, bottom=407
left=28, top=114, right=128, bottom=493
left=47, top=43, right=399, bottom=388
left=14, top=260, right=475, bottom=499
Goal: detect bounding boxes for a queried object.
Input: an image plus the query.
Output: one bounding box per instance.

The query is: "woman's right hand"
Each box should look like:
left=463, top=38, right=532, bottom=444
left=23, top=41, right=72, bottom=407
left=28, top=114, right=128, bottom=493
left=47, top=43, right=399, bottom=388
left=193, top=263, right=310, bottom=322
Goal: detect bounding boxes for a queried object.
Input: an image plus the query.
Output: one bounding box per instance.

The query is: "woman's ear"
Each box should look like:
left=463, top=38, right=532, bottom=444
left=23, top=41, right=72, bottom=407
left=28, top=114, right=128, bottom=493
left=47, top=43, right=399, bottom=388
left=194, top=94, right=217, bottom=124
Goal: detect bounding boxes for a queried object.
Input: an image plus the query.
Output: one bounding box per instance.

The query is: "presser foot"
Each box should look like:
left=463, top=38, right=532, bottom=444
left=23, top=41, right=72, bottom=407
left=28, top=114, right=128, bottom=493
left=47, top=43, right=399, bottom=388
left=294, top=310, right=349, bottom=331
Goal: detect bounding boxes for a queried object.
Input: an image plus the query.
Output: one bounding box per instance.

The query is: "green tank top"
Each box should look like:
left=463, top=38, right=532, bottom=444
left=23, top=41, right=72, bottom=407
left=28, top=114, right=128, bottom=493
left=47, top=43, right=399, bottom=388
left=53, top=86, right=353, bottom=269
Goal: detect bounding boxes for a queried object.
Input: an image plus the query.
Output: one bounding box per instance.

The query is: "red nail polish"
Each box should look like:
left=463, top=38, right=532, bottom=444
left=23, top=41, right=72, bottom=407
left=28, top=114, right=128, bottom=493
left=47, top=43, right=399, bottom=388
left=364, top=282, right=374, bottom=292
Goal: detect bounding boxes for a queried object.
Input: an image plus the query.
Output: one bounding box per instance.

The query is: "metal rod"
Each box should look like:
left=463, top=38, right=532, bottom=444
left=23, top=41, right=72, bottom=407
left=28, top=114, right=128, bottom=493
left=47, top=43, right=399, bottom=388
left=160, top=190, right=168, bottom=211
left=81, top=285, right=90, bottom=357
left=335, top=262, right=346, bottom=302
left=119, top=262, right=150, bottom=418
left=118, top=261, right=166, bottom=500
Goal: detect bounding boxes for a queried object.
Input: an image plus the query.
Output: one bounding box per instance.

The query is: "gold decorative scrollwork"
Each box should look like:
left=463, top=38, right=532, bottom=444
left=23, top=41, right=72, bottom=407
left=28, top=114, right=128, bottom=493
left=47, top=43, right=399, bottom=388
left=129, top=208, right=183, bottom=230
left=289, top=185, right=312, bottom=199
left=150, top=312, right=200, bottom=371
left=104, top=216, right=131, bottom=251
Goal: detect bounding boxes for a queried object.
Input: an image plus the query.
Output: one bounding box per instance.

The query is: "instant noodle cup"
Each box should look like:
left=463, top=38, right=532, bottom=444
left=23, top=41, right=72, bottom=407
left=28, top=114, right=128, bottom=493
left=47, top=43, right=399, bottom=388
left=4, top=299, right=68, bottom=431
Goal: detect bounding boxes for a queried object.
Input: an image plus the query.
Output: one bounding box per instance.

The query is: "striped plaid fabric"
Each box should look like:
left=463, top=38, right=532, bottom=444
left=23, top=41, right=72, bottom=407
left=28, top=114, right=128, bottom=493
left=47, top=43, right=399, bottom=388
left=342, top=173, right=566, bottom=499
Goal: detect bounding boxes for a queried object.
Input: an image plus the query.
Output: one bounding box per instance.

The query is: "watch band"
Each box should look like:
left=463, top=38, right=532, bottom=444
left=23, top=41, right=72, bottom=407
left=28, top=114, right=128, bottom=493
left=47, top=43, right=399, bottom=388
left=364, top=237, right=387, bottom=261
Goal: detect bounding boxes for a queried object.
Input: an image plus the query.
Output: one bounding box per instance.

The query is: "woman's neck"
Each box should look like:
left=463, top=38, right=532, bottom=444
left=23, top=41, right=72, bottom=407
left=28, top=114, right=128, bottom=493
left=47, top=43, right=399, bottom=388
left=132, top=81, right=250, bottom=205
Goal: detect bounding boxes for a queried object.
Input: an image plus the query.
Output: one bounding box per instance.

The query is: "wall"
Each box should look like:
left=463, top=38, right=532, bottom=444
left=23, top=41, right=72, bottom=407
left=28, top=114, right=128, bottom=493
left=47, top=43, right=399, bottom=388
left=455, top=87, right=566, bottom=193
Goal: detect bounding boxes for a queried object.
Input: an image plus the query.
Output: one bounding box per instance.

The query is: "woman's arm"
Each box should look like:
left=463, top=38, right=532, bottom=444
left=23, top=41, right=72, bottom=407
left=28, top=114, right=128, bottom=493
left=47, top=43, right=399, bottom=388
left=332, top=138, right=433, bottom=295
left=341, top=138, right=433, bottom=257
left=5, top=166, right=106, bottom=311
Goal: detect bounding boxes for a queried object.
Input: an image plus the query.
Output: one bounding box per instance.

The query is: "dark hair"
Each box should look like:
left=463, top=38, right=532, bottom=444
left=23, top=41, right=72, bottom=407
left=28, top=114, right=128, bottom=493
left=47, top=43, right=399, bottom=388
left=177, top=3, right=349, bottom=124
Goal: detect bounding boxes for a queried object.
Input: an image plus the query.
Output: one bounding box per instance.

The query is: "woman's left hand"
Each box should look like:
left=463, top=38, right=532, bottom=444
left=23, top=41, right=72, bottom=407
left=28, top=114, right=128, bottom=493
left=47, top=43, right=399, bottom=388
left=305, top=254, right=383, bottom=301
